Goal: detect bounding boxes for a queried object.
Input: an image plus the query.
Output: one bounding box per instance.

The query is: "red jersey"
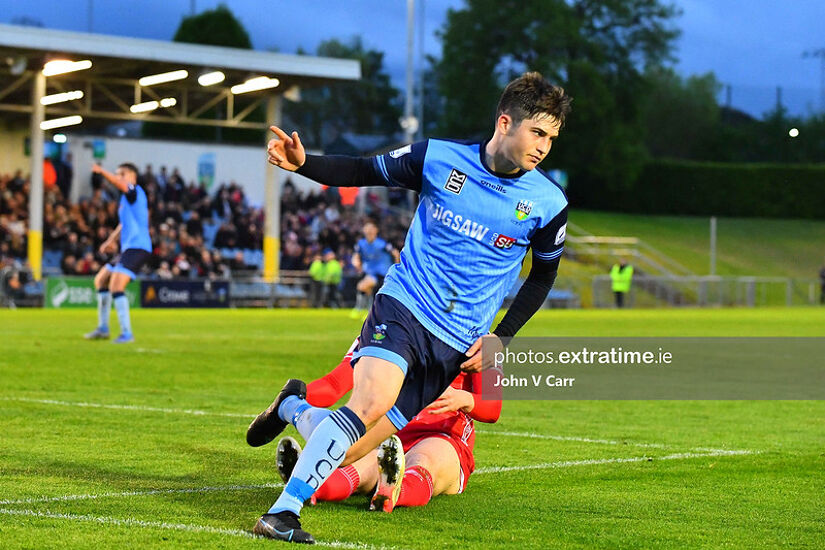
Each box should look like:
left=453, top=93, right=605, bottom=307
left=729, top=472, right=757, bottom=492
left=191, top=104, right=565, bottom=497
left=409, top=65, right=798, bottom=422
left=400, top=372, right=476, bottom=447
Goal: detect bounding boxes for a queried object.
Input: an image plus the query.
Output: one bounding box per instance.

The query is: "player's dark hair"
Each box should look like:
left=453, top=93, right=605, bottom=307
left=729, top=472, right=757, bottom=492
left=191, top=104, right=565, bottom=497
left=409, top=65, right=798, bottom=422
left=496, top=72, right=572, bottom=127
left=118, top=163, right=139, bottom=180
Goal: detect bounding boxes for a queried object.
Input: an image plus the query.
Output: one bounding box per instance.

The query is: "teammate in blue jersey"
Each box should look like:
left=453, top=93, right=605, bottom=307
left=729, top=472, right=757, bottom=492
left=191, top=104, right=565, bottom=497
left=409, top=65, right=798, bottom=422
left=248, top=72, right=571, bottom=542
left=351, top=220, right=399, bottom=317
left=84, top=163, right=152, bottom=344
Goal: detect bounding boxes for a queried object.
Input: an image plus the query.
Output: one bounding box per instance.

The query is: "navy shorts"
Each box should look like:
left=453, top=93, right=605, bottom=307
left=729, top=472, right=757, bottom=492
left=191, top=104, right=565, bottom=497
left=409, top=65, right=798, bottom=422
left=108, top=248, right=151, bottom=279
left=351, top=294, right=465, bottom=431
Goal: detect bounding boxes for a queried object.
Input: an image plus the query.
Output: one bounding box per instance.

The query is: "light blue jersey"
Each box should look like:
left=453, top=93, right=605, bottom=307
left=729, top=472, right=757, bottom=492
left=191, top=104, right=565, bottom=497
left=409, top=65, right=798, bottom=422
left=119, top=185, right=152, bottom=252
left=373, top=139, right=568, bottom=352
left=355, top=237, right=394, bottom=278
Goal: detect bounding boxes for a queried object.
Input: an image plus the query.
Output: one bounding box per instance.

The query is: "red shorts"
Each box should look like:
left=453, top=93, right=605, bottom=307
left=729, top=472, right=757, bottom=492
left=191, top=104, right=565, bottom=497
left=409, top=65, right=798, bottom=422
left=397, top=415, right=476, bottom=493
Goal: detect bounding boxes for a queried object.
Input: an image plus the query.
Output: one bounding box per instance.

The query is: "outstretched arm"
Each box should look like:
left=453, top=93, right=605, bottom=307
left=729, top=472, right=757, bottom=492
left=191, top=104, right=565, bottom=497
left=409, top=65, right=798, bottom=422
left=426, top=371, right=502, bottom=423
left=267, top=125, right=382, bottom=188
left=267, top=125, right=427, bottom=191
left=92, top=164, right=129, bottom=194
left=99, top=224, right=122, bottom=255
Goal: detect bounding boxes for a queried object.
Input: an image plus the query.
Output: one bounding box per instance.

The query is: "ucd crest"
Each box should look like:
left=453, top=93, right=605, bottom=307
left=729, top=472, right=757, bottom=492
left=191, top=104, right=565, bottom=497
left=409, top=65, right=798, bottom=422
left=372, top=323, right=388, bottom=342
left=515, top=200, right=533, bottom=221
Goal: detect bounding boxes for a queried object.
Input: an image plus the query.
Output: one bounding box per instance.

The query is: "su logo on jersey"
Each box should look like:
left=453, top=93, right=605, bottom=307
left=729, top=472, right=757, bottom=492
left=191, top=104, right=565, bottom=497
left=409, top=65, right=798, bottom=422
left=491, top=233, right=517, bottom=250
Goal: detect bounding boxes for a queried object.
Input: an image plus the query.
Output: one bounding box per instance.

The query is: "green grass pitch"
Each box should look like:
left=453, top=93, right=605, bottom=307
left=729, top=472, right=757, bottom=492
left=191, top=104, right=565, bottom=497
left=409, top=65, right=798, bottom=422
left=1, top=308, right=823, bottom=549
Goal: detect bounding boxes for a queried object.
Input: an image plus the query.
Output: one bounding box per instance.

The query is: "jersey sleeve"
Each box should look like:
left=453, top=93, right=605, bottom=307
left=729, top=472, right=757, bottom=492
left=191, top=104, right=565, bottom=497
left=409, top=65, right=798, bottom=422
left=124, top=185, right=138, bottom=204
left=492, top=206, right=567, bottom=339
left=464, top=371, right=501, bottom=423
left=371, top=140, right=428, bottom=192
left=530, top=206, right=567, bottom=265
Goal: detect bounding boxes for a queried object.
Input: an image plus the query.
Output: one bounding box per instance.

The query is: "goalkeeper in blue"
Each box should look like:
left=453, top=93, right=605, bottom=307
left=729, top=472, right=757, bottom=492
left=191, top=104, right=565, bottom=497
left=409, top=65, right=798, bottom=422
left=248, top=72, right=571, bottom=543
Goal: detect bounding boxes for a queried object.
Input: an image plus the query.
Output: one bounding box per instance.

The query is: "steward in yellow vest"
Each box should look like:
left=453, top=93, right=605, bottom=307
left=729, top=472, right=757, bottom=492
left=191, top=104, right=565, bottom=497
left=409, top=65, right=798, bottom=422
left=610, top=261, right=633, bottom=308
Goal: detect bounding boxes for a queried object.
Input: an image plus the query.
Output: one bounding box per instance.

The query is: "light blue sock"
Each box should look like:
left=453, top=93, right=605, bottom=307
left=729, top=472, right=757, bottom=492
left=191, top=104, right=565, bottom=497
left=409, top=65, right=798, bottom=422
left=97, top=290, right=111, bottom=331
left=113, top=293, right=132, bottom=335
left=278, top=396, right=333, bottom=440
left=268, top=406, right=365, bottom=515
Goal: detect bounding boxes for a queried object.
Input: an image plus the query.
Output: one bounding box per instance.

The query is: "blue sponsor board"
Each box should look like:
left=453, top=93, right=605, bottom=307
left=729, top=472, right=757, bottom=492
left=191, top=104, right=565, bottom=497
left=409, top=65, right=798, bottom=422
left=140, top=280, right=229, bottom=308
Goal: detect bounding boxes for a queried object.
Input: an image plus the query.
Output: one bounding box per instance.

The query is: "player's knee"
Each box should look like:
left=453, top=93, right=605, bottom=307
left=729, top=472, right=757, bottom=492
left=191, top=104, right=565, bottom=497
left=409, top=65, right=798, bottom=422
left=345, top=399, right=392, bottom=426
left=94, top=271, right=109, bottom=290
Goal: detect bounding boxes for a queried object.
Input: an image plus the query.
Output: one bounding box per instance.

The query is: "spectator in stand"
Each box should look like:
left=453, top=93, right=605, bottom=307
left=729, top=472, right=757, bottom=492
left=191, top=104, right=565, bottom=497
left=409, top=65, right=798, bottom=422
left=143, top=164, right=157, bottom=188
left=230, top=251, right=252, bottom=274
left=61, top=254, right=77, bottom=275
left=62, top=231, right=84, bottom=260
left=156, top=261, right=173, bottom=280
left=164, top=168, right=185, bottom=203
left=280, top=232, right=305, bottom=271
left=156, top=166, right=168, bottom=191
left=214, top=221, right=238, bottom=249
left=56, top=153, right=73, bottom=200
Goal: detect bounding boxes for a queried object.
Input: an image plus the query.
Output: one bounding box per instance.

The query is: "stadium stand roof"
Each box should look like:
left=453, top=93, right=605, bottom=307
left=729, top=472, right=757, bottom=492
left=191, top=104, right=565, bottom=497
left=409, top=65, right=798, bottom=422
left=0, top=23, right=361, bottom=129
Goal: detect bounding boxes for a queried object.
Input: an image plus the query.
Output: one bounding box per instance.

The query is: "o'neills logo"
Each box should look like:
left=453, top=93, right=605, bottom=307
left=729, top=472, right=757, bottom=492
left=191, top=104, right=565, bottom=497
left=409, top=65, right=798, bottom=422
left=432, top=203, right=490, bottom=241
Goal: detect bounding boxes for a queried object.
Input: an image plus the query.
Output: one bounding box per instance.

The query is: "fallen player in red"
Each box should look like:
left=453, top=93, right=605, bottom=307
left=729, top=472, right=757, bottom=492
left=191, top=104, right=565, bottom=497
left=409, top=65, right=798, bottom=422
left=274, top=338, right=502, bottom=512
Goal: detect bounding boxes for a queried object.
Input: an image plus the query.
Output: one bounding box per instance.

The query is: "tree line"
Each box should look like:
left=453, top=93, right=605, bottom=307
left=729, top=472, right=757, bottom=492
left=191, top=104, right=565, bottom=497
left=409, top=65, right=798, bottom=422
left=152, top=2, right=825, bottom=210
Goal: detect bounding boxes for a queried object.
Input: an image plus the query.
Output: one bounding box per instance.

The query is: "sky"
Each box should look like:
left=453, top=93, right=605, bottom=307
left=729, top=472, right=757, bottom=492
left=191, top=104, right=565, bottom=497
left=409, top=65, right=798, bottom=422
left=2, top=0, right=824, bottom=118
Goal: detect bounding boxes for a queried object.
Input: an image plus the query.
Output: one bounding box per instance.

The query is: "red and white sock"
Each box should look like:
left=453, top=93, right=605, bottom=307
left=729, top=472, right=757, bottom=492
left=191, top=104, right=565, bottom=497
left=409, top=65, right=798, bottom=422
left=396, top=465, right=434, bottom=507
left=312, top=465, right=360, bottom=503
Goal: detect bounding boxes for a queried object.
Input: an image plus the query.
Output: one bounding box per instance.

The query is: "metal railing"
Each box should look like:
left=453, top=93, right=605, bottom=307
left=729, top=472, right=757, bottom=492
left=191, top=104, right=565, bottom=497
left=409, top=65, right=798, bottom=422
left=565, top=221, right=694, bottom=277
left=592, top=275, right=822, bottom=308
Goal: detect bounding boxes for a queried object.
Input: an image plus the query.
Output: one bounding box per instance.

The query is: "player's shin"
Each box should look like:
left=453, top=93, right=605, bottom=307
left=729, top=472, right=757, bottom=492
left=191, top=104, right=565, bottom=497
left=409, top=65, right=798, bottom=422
left=313, top=465, right=361, bottom=502
left=279, top=395, right=332, bottom=440
left=113, top=292, right=131, bottom=335
left=396, top=465, right=434, bottom=507
left=97, top=290, right=111, bottom=331
left=268, top=406, right=366, bottom=516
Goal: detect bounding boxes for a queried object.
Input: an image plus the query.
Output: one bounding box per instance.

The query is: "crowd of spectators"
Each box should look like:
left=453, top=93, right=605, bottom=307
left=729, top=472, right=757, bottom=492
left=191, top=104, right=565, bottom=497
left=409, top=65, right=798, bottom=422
left=1, top=164, right=413, bottom=283
left=278, top=179, right=411, bottom=276
left=0, top=170, right=29, bottom=269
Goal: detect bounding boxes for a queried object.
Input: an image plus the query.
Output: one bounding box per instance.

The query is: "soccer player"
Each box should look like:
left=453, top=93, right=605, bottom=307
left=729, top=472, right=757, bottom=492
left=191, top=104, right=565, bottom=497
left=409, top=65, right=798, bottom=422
left=350, top=220, right=398, bottom=317
left=250, top=72, right=570, bottom=543
left=84, top=163, right=151, bottom=344
left=274, top=339, right=501, bottom=512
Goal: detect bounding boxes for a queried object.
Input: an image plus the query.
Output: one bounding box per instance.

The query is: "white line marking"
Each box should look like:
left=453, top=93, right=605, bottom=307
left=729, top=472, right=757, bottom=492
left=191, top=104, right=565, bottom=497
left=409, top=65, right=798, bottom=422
left=0, top=508, right=390, bottom=549
left=0, top=451, right=753, bottom=547
left=0, top=450, right=756, bottom=506
left=475, top=429, right=738, bottom=454
left=2, top=397, right=749, bottom=454
left=476, top=429, right=669, bottom=448
left=0, top=483, right=282, bottom=506
left=0, top=397, right=250, bottom=419
left=475, top=449, right=755, bottom=475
